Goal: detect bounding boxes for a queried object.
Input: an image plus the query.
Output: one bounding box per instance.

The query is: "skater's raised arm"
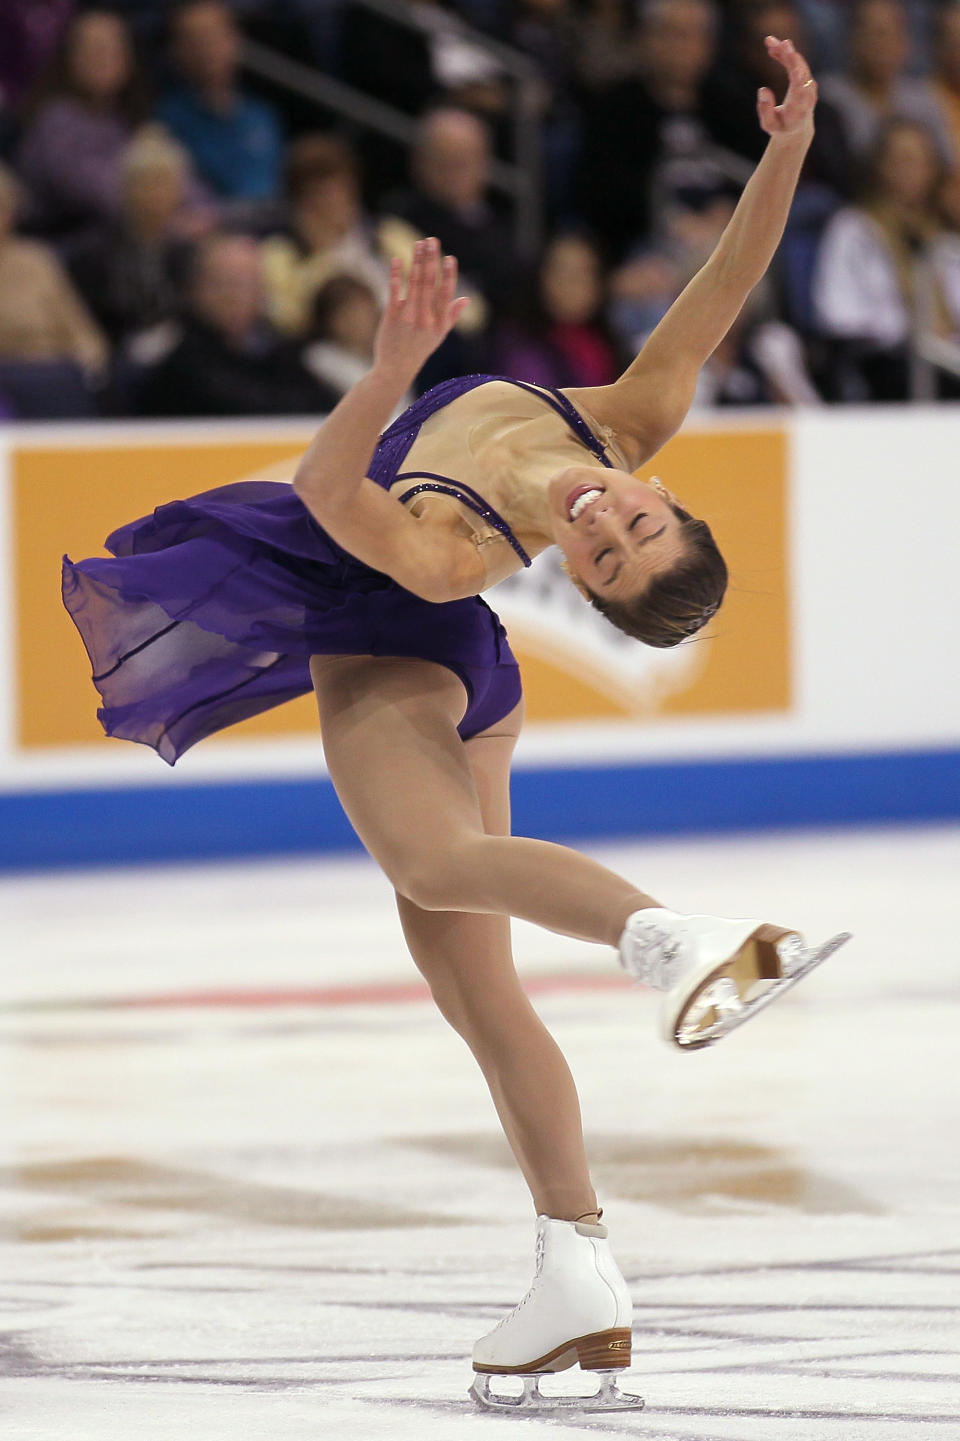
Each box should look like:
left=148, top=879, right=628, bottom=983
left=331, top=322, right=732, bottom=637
left=293, top=239, right=477, bottom=602
left=587, top=36, right=818, bottom=467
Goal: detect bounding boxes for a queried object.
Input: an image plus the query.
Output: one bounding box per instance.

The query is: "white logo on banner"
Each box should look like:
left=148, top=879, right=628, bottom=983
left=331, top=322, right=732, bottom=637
left=491, top=550, right=706, bottom=714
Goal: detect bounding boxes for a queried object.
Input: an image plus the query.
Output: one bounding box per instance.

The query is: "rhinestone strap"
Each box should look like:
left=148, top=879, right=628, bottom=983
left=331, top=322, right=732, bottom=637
left=504, top=378, right=614, bottom=467
left=396, top=472, right=533, bottom=568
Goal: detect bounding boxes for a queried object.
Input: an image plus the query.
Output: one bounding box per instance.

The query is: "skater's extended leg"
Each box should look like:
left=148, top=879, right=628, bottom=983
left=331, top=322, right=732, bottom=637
left=311, top=655, right=657, bottom=944
left=396, top=704, right=597, bottom=1222
left=313, top=655, right=848, bottom=1053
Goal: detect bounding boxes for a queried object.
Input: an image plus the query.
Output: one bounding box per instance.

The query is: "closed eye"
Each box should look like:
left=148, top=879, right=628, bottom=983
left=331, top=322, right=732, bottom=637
left=598, top=519, right=646, bottom=566
left=602, top=522, right=669, bottom=587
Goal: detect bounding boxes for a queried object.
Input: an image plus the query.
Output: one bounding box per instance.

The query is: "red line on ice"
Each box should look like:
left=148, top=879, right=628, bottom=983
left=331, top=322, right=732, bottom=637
left=98, top=973, right=634, bottom=1010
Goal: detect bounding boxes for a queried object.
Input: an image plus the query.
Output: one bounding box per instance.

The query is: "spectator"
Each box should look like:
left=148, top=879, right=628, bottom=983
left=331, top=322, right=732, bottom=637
left=567, top=0, right=645, bottom=94
left=931, top=2, right=960, bottom=161
left=691, top=307, right=822, bottom=405
left=791, top=0, right=932, bottom=74
left=341, top=0, right=507, bottom=121
left=576, top=0, right=725, bottom=262
left=339, top=0, right=439, bottom=205
left=609, top=181, right=741, bottom=350
left=141, top=232, right=337, bottom=417
left=302, top=273, right=402, bottom=403
left=16, top=8, right=147, bottom=239
left=938, top=164, right=960, bottom=236
left=0, top=0, right=74, bottom=111
left=494, top=232, right=624, bottom=387
left=0, top=161, right=108, bottom=417
left=811, top=118, right=960, bottom=400
left=701, top=1, right=855, bottom=202
left=261, top=135, right=386, bottom=338
left=818, top=0, right=953, bottom=164
left=424, top=2, right=511, bottom=120
left=159, top=0, right=283, bottom=203
left=67, top=127, right=200, bottom=349
left=506, top=0, right=584, bottom=221
left=507, top=1, right=578, bottom=119
left=380, top=107, right=518, bottom=325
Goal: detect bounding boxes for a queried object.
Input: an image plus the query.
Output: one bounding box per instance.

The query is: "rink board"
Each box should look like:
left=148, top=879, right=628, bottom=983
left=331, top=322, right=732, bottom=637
left=1, top=747, right=959, bottom=871
left=1, top=407, right=959, bottom=868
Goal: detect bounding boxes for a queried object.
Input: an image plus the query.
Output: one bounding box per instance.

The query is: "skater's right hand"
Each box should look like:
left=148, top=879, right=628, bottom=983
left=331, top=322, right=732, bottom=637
left=373, top=237, right=471, bottom=386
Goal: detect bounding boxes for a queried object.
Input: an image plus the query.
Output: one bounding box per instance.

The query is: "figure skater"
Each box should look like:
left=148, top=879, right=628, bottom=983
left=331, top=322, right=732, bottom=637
left=63, top=37, right=847, bottom=1412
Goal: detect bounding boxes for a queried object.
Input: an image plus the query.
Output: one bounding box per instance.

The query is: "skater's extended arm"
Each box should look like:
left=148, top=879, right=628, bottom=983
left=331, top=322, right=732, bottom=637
left=577, top=36, right=817, bottom=467
left=293, top=240, right=479, bottom=602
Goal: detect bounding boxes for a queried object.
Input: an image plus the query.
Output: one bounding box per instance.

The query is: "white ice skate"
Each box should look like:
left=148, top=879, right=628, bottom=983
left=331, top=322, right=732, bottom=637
left=619, top=907, right=852, bottom=1050
left=469, top=1216, right=644, bottom=1413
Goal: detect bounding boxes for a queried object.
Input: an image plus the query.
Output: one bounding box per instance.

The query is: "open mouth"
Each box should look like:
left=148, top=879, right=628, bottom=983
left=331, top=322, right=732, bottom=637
left=565, top=484, right=605, bottom=522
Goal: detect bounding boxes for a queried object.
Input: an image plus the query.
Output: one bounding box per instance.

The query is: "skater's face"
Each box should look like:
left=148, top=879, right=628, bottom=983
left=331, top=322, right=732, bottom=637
left=548, top=466, right=687, bottom=601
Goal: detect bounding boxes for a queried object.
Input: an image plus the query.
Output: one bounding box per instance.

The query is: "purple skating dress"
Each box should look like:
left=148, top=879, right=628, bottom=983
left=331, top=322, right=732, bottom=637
left=62, top=374, right=613, bottom=765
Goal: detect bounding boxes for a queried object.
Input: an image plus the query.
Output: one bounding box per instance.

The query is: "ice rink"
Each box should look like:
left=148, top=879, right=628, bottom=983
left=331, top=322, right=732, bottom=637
left=3, top=823, right=959, bottom=1440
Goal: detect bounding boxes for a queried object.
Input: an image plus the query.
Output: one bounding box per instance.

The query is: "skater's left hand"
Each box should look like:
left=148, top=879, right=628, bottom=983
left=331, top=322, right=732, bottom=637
left=374, top=237, right=471, bottom=385
left=757, top=35, right=818, bottom=140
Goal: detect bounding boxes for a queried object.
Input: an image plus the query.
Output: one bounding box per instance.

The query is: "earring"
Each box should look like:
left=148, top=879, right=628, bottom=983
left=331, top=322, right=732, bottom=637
left=652, top=475, right=681, bottom=508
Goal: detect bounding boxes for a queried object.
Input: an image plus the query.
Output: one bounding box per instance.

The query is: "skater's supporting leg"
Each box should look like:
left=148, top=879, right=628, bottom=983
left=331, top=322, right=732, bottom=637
left=311, top=655, right=658, bottom=945
left=397, top=901, right=599, bottom=1220
left=396, top=709, right=597, bottom=1221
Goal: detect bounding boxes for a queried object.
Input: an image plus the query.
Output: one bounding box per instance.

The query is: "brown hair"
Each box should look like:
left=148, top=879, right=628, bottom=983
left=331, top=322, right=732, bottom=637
left=28, top=8, right=148, bottom=125
left=862, top=115, right=945, bottom=209
left=310, top=274, right=379, bottom=339
left=284, top=134, right=359, bottom=204
left=585, top=506, right=727, bottom=648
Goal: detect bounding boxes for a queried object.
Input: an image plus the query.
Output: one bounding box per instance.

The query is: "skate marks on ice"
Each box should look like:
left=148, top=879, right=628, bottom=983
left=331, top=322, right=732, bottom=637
left=8, top=1208, right=956, bottom=1436
left=2, top=1155, right=462, bottom=1239
left=399, top=1131, right=882, bottom=1215
left=5, top=1180, right=957, bottom=1440
left=626, top=1243, right=960, bottom=1429
left=3, top=830, right=960, bottom=1441
left=4, top=1215, right=959, bottom=1431
left=458, top=1253, right=960, bottom=1436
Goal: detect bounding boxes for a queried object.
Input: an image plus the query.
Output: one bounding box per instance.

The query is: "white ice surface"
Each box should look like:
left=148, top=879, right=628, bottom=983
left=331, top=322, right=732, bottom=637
left=2, top=825, right=959, bottom=1440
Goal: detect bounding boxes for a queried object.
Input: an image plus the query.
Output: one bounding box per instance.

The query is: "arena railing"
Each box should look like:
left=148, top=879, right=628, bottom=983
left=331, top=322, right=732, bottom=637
left=241, top=0, right=543, bottom=259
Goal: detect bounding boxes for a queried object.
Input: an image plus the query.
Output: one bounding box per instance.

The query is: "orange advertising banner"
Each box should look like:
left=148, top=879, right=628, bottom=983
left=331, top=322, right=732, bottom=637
left=13, top=424, right=789, bottom=755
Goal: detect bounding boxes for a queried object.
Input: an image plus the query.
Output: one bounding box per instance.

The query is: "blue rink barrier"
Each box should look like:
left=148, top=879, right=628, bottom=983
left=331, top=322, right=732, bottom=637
left=3, top=746, right=960, bottom=872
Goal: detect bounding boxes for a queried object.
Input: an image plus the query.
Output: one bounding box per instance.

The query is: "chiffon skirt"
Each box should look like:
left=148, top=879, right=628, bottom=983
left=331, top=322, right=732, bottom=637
left=63, top=481, right=516, bottom=765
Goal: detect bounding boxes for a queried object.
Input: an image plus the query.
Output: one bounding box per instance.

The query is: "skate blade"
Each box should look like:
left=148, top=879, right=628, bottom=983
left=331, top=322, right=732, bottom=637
left=671, top=932, right=852, bottom=1051
left=470, top=1370, right=645, bottom=1412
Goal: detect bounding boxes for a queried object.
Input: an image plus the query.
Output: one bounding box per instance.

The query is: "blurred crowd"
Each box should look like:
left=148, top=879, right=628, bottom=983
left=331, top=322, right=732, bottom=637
left=3, top=0, right=960, bottom=420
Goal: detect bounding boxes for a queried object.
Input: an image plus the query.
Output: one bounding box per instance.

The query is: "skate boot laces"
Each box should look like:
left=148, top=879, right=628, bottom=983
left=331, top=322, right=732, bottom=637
left=491, top=1226, right=546, bottom=1334
left=621, top=914, right=687, bottom=991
